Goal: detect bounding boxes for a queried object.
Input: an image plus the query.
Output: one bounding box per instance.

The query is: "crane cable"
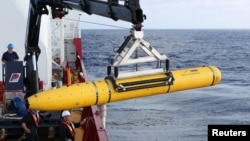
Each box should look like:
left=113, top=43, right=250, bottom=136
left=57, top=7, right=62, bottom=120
left=63, top=18, right=130, bottom=29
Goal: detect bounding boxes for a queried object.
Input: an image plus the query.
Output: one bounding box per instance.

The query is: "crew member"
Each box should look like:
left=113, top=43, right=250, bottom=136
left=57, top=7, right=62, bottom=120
left=21, top=109, right=40, bottom=141
left=0, top=129, right=7, bottom=141
left=1, top=43, right=19, bottom=62
left=60, top=110, right=89, bottom=141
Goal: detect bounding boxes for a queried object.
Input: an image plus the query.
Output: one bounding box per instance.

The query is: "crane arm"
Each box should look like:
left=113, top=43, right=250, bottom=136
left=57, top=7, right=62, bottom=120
left=64, top=0, right=144, bottom=25
left=24, top=0, right=144, bottom=98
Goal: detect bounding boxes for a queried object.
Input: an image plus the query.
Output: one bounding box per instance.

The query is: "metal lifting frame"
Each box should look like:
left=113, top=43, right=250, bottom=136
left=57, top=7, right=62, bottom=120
left=109, top=28, right=169, bottom=78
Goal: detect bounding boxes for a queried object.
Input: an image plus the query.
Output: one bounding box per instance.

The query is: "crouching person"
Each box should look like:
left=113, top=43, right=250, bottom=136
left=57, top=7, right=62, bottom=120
left=21, top=109, right=40, bottom=141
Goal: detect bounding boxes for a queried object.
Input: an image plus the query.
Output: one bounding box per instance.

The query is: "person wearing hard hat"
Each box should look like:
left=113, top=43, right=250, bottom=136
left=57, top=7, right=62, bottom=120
left=1, top=43, right=19, bottom=62
left=60, top=110, right=89, bottom=141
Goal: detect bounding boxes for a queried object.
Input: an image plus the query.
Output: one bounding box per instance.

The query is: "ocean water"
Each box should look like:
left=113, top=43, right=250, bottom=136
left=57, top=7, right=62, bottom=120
left=82, top=29, right=250, bottom=141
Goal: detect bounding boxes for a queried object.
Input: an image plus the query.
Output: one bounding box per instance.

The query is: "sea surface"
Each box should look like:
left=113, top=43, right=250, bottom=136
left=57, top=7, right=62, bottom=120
left=82, top=29, right=250, bottom=141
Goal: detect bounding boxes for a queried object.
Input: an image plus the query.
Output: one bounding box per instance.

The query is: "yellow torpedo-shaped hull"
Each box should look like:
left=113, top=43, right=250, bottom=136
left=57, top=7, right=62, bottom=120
left=27, top=66, right=221, bottom=111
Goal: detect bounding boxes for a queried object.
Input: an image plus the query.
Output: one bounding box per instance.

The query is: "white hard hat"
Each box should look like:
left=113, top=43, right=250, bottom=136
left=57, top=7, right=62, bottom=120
left=62, top=110, right=71, bottom=117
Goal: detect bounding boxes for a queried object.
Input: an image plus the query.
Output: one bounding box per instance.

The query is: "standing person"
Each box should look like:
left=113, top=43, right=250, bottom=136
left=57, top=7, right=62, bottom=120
left=60, top=110, right=88, bottom=141
left=21, top=109, right=40, bottom=141
left=1, top=43, right=19, bottom=62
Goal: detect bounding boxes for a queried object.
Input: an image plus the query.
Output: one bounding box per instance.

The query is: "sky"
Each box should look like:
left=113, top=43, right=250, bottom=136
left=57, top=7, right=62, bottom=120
left=79, top=0, right=250, bottom=29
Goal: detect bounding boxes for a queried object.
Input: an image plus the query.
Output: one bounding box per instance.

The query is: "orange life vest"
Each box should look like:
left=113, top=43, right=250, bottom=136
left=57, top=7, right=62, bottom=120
left=62, top=121, right=76, bottom=137
left=28, top=109, right=39, bottom=126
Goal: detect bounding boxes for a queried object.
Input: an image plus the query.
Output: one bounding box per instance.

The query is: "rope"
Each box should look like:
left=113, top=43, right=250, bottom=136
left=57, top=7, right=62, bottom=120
left=63, top=18, right=130, bottom=29
left=81, top=107, right=98, bottom=141
left=82, top=117, right=96, bottom=141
